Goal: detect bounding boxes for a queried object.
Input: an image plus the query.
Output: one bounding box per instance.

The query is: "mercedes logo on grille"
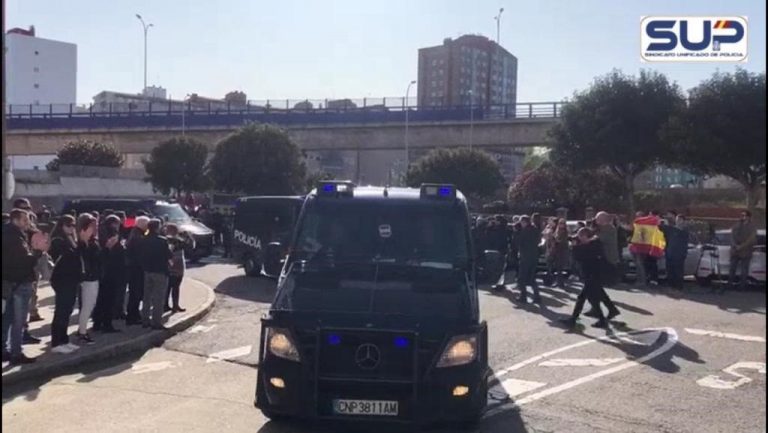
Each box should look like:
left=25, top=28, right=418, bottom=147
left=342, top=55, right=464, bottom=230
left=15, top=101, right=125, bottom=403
left=354, top=343, right=381, bottom=370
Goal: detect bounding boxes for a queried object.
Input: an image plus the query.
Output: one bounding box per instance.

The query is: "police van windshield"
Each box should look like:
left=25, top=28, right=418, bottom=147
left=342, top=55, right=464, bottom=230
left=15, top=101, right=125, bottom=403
left=152, top=204, right=193, bottom=223
left=291, top=199, right=471, bottom=269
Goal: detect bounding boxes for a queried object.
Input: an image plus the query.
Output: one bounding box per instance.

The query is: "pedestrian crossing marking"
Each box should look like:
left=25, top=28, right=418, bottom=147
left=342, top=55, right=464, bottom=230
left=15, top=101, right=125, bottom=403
left=206, top=345, right=253, bottom=363
left=685, top=328, right=766, bottom=343
left=539, top=358, right=624, bottom=367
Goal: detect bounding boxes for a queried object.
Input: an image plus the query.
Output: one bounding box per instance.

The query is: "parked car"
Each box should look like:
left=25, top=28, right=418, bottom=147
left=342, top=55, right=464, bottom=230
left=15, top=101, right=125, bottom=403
left=61, top=198, right=215, bottom=261
left=232, top=196, right=304, bottom=277
left=694, top=229, right=766, bottom=287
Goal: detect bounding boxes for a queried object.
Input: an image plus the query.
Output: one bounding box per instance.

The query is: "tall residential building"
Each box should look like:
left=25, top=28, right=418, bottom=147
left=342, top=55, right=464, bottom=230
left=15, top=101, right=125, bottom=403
left=6, top=26, right=77, bottom=170
left=6, top=26, right=77, bottom=108
left=417, top=35, right=517, bottom=108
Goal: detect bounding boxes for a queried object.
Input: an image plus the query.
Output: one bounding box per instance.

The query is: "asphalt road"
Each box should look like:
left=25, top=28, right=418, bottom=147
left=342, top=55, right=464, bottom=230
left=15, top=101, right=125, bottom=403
left=2, top=260, right=766, bottom=433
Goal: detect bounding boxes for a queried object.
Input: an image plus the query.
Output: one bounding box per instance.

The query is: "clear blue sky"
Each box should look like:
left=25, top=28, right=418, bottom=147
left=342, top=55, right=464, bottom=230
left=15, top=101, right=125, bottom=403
left=7, top=0, right=766, bottom=103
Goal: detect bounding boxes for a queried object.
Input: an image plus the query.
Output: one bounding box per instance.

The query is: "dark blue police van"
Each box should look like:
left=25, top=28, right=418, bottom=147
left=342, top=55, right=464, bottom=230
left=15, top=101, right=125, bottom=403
left=254, top=182, right=489, bottom=427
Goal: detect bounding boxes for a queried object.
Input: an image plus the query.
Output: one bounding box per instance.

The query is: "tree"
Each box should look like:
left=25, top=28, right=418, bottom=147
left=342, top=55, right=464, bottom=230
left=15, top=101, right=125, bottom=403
left=549, top=70, right=685, bottom=215
left=667, top=69, right=766, bottom=212
left=404, top=148, right=505, bottom=198
left=46, top=140, right=124, bottom=171
left=209, top=123, right=307, bottom=195
left=143, top=137, right=210, bottom=197
left=508, top=162, right=625, bottom=215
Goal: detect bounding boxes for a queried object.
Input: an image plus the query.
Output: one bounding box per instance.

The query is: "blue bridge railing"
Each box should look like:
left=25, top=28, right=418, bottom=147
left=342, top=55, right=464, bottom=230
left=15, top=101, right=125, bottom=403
left=5, top=101, right=564, bottom=131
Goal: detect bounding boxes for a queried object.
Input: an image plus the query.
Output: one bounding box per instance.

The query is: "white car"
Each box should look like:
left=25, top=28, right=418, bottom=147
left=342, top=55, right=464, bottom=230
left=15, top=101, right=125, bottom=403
left=621, top=243, right=700, bottom=281
left=694, top=229, right=767, bottom=286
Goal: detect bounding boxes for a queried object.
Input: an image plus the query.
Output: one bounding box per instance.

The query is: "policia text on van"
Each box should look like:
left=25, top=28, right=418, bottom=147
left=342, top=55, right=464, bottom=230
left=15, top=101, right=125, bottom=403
left=254, top=182, right=490, bottom=427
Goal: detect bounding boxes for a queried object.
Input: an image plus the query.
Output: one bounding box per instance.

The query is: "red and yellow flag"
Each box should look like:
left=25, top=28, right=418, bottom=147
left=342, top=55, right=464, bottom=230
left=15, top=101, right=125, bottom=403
left=629, top=215, right=666, bottom=258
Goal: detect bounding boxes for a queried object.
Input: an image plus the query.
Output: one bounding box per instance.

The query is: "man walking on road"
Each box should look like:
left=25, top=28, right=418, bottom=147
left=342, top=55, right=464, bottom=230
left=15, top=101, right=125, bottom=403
left=560, top=228, right=611, bottom=329
left=140, top=219, right=173, bottom=330
left=2, top=209, right=49, bottom=364
left=728, top=210, right=757, bottom=292
left=516, top=215, right=542, bottom=304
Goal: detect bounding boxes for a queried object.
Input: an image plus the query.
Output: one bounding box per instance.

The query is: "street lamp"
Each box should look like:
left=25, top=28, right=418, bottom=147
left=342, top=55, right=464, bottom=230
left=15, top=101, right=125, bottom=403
left=468, top=89, right=474, bottom=150
left=404, top=80, right=416, bottom=173
left=135, top=14, right=153, bottom=92
left=181, top=94, right=191, bottom=136
left=494, top=8, right=504, bottom=45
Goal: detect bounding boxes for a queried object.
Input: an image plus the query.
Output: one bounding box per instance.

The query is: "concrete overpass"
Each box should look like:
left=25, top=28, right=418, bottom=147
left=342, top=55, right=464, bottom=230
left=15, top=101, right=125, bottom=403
left=5, top=118, right=555, bottom=155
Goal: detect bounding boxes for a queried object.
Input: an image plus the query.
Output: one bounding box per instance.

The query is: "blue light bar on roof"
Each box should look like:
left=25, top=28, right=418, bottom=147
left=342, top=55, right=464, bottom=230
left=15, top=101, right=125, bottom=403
left=317, top=180, right=356, bottom=197
left=420, top=184, right=457, bottom=200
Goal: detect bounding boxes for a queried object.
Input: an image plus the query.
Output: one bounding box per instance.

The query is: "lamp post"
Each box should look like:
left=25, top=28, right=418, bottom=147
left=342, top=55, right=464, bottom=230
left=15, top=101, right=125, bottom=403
left=2, top=0, right=14, bottom=202
left=404, top=80, right=416, bottom=174
left=135, top=14, right=153, bottom=92
left=469, top=89, right=474, bottom=150
left=494, top=8, right=504, bottom=45
left=181, top=94, right=191, bottom=136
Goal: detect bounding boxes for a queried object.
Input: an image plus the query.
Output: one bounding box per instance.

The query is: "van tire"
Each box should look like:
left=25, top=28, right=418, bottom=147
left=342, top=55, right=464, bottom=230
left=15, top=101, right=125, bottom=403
left=244, top=255, right=261, bottom=277
left=696, top=276, right=713, bottom=287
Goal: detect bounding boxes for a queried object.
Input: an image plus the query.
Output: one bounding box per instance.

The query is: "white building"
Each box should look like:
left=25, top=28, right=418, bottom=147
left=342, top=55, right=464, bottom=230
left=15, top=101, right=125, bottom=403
left=5, top=27, right=77, bottom=170
left=6, top=26, right=77, bottom=109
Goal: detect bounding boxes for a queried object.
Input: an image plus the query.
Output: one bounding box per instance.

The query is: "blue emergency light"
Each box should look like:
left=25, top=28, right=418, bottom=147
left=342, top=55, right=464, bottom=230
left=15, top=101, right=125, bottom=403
left=420, top=184, right=457, bottom=200
left=317, top=181, right=356, bottom=197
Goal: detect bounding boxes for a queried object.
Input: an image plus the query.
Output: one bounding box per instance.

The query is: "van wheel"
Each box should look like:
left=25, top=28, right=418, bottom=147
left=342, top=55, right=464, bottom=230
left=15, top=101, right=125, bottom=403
left=244, top=255, right=261, bottom=277
left=696, top=276, right=713, bottom=287
left=260, top=409, right=289, bottom=422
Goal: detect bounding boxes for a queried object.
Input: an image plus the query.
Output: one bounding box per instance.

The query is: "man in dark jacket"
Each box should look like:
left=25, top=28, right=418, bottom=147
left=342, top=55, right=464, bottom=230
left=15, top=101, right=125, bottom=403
left=516, top=215, right=542, bottom=304
left=560, top=228, right=610, bottom=329
left=2, top=209, right=49, bottom=364
left=140, top=219, right=173, bottom=330
left=94, top=224, right=126, bottom=333
left=125, top=216, right=149, bottom=325
left=661, top=214, right=690, bottom=290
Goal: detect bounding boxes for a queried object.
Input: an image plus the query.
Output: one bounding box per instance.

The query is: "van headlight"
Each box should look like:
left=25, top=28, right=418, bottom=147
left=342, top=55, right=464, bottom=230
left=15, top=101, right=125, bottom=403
left=436, top=334, right=477, bottom=368
left=267, top=328, right=300, bottom=362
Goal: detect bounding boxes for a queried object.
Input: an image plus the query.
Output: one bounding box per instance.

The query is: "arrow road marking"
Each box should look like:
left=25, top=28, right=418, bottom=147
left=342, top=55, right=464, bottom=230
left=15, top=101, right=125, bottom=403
left=494, top=378, right=547, bottom=398
left=486, top=327, right=678, bottom=418
left=539, top=358, right=624, bottom=367
left=697, top=362, right=766, bottom=390
left=131, top=361, right=178, bottom=375
left=206, top=345, right=253, bottom=364
left=685, top=328, right=766, bottom=343
left=188, top=324, right=217, bottom=334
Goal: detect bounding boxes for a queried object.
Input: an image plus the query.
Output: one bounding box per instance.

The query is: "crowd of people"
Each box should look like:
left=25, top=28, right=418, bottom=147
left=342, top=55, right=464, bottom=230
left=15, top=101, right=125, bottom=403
left=472, top=208, right=760, bottom=328
left=2, top=198, right=193, bottom=365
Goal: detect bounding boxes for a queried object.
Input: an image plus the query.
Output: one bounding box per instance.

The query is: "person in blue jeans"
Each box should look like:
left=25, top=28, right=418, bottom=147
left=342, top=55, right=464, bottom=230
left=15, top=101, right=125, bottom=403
left=2, top=208, right=49, bottom=365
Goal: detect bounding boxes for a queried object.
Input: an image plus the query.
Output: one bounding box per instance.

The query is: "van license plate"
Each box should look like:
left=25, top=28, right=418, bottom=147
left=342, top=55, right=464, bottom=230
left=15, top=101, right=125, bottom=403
left=333, top=399, right=398, bottom=416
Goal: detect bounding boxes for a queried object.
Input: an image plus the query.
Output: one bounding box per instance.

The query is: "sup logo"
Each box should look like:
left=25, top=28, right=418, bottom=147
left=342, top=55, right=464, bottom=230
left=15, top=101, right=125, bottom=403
left=641, top=16, right=748, bottom=62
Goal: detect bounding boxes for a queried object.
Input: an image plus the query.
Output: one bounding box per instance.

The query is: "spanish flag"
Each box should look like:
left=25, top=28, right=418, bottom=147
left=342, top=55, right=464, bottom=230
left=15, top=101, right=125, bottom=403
left=629, top=215, right=666, bottom=258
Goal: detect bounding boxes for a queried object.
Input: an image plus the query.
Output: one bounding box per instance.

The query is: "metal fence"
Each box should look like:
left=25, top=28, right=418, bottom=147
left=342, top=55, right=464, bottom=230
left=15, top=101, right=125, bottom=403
left=5, top=100, right=564, bottom=130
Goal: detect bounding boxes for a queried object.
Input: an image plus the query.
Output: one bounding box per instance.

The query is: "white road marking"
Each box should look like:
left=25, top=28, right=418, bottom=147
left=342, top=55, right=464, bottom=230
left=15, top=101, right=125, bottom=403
left=485, top=327, right=678, bottom=418
left=493, top=328, right=668, bottom=377
left=685, top=328, right=766, bottom=343
left=539, top=358, right=624, bottom=367
left=697, top=362, right=766, bottom=390
left=131, top=361, right=178, bottom=375
left=188, top=324, right=217, bottom=334
left=206, top=345, right=253, bottom=363
left=496, top=378, right=547, bottom=397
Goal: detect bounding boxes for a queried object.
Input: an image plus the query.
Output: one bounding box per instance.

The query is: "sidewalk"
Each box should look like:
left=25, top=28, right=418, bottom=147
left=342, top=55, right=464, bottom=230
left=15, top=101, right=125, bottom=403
left=2, top=278, right=215, bottom=386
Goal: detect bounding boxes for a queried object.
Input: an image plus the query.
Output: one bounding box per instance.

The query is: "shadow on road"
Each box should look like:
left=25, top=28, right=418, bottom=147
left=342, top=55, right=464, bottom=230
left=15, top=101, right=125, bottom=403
left=215, top=275, right=278, bottom=304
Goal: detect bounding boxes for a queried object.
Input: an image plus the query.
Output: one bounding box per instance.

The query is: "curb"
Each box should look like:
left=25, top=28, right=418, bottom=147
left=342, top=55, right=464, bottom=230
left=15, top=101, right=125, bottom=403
left=2, top=278, right=216, bottom=387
